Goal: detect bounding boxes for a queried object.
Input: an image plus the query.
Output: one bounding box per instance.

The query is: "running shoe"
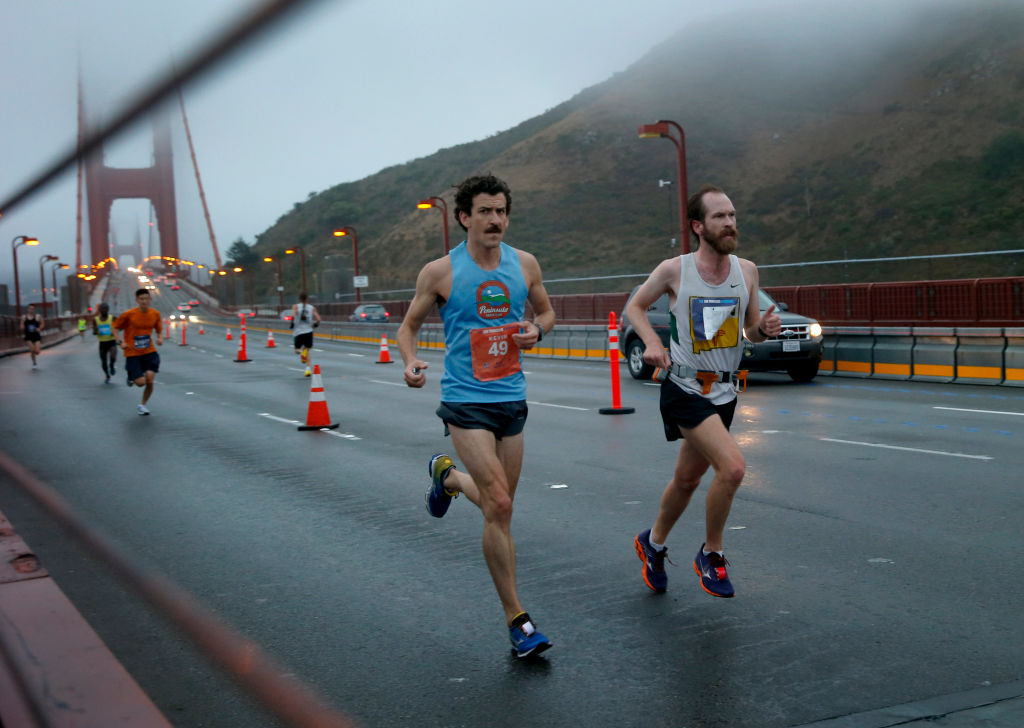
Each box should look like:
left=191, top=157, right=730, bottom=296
left=104, top=376, right=110, bottom=384
left=634, top=529, right=669, bottom=593
left=693, top=544, right=735, bottom=598
left=509, top=612, right=551, bottom=659
left=425, top=453, right=458, bottom=518
left=304, top=366, right=312, bottom=377
left=137, top=404, right=150, bottom=416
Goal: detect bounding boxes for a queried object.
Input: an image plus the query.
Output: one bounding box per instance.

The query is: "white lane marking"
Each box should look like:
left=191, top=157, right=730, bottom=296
left=347, top=353, right=366, bottom=358
left=259, top=412, right=360, bottom=440
left=325, top=430, right=362, bottom=441
left=820, top=437, right=993, bottom=461
left=549, top=484, right=568, bottom=489
left=933, top=406, right=1024, bottom=417
left=526, top=400, right=589, bottom=411
left=371, top=379, right=405, bottom=387
left=259, top=413, right=301, bottom=425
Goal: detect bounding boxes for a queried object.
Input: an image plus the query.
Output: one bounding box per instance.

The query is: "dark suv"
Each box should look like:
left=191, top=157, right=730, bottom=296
left=619, top=286, right=824, bottom=382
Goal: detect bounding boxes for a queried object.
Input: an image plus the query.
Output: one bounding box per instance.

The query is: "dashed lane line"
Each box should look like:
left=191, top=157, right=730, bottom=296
left=820, top=437, right=993, bottom=461
left=933, top=406, right=1024, bottom=417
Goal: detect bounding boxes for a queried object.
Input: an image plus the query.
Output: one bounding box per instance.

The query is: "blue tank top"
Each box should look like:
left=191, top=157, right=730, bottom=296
left=440, top=241, right=528, bottom=403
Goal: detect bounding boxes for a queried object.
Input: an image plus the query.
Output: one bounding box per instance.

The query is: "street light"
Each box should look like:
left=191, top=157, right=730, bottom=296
left=11, top=235, right=40, bottom=317
left=332, top=227, right=360, bottom=302
left=232, top=267, right=254, bottom=310
left=263, top=256, right=284, bottom=309
left=638, top=120, right=689, bottom=253
left=39, top=254, right=58, bottom=318
left=285, top=245, right=306, bottom=294
left=51, top=262, right=69, bottom=316
left=416, top=197, right=450, bottom=254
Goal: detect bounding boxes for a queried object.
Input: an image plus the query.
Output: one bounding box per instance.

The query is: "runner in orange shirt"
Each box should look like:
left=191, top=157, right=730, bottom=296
left=113, top=288, right=163, bottom=415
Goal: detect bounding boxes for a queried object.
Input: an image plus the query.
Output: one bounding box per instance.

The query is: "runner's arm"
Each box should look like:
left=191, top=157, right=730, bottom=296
left=624, top=258, right=679, bottom=370
left=398, top=259, right=448, bottom=387
left=511, top=250, right=554, bottom=350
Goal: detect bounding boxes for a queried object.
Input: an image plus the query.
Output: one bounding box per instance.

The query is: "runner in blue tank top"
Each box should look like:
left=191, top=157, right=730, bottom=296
left=397, top=174, right=556, bottom=659
left=625, top=185, right=781, bottom=599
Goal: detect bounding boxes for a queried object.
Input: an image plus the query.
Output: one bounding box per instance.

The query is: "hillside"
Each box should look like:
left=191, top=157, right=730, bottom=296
left=239, top=0, right=1024, bottom=302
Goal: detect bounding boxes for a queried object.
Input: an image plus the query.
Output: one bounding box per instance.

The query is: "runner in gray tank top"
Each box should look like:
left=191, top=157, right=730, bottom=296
left=625, top=185, right=781, bottom=599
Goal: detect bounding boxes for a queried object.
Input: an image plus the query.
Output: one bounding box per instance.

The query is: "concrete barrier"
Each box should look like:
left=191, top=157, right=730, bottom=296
left=819, top=329, right=838, bottom=376
left=872, top=327, right=914, bottom=380
left=911, top=327, right=957, bottom=383
left=955, top=328, right=1006, bottom=385
left=1003, top=327, right=1024, bottom=387
left=833, top=326, right=874, bottom=377
left=240, top=316, right=1024, bottom=388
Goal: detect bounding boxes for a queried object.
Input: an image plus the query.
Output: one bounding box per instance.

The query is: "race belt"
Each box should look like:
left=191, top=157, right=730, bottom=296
left=667, top=364, right=748, bottom=395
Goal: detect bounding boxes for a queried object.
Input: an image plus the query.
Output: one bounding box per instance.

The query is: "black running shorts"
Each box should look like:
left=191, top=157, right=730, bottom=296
left=659, top=377, right=737, bottom=442
left=293, top=332, right=313, bottom=350
left=125, top=351, right=160, bottom=381
left=436, top=400, right=528, bottom=440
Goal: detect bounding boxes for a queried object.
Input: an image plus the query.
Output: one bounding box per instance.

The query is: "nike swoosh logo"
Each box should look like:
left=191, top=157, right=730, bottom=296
left=730, top=283, right=741, bottom=288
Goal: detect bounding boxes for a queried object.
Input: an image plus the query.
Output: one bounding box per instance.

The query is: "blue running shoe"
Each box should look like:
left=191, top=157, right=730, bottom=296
left=509, top=613, right=551, bottom=659
left=693, top=544, right=735, bottom=598
left=634, top=529, right=669, bottom=593
left=425, top=453, right=458, bottom=518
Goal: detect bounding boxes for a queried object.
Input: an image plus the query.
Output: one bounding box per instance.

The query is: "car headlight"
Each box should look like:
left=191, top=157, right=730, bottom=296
left=810, top=322, right=823, bottom=338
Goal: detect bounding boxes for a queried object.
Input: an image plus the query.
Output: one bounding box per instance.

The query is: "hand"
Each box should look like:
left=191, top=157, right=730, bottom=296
left=759, top=304, right=781, bottom=338
left=405, top=361, right=427, bottom=388
left=642, top=342, right=671, bottom=370
left=511, top=320, right=540, bottom=351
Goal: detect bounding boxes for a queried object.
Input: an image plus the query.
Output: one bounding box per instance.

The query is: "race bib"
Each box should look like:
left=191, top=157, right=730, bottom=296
left=133, top=334, right=152, bottom=350
left=469, top=323, right=521, bottom=382
left=98, top=323, right=111, bottom=336
left=25, top=322, right=38, bottom=333
left=689, top=296, right=740, bottom=354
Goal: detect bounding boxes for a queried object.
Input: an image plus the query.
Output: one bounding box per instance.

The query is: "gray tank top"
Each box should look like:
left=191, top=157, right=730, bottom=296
left=668, top=253, right=749, bottom=404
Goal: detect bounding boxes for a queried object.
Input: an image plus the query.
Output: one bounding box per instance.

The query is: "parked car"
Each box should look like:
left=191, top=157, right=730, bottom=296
left=619, top=286, right=823, bottom=383
left=348, top=304, right=390, bottom=322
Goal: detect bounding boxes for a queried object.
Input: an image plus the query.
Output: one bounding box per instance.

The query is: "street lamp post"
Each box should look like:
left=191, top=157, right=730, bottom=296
left=332, top=227, right=360, bottom=303
left=638, top=120, right=689, bottom=253
left=416, top=197, right=450, bottom=254
left=51, top=262, right=69, bottom=317
left=263, top=257, right=284, bottom=310
left=39, top=254, right=58, bottom=318
left=285, top=245, right=306, bottom=294
left=11, top=235, right=40, bottom=317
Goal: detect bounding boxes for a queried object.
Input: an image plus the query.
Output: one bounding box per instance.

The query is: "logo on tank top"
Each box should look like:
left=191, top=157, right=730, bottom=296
left=476, top=281, right=511, bottom=319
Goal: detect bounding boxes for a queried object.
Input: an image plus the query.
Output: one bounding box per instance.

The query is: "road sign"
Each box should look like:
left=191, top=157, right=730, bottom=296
left=353, top=275, right=368, bottom=288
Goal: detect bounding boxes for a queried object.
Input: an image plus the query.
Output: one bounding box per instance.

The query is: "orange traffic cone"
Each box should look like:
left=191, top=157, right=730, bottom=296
left=226, top=327, right=233, bottom=340
left=234, top=331, right=251, bottom=362
left=376, top=333, right=392, bottom=364
left=298, top=365, right=339, bottom=431
left=199, top=324, right=205, bottom=335
left=266, top=330, right=276, bottom=348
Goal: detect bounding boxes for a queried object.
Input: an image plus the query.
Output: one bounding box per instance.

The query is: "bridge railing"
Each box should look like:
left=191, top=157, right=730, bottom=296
left=295, top=276, right=1024, bottom=327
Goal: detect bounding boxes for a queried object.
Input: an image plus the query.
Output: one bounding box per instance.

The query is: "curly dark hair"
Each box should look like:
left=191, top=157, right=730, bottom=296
left=453, top=174, right=512, bottom=231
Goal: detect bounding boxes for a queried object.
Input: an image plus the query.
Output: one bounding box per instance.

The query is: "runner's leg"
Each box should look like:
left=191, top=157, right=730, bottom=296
left=447, top=427, right=525, bottom=624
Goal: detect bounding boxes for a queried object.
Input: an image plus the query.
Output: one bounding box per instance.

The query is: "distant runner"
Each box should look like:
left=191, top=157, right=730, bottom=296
left=21, top=304, right=44, bottom=368
left=114, top=288, right=163, bottom=415
left=93, top=302, right=118, bottom=383
left=291, top=292, right=320, bottom=377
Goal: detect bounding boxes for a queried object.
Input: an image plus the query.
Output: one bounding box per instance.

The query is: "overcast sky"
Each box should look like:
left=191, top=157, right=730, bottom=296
left=2, top=0, right=779, bottom=298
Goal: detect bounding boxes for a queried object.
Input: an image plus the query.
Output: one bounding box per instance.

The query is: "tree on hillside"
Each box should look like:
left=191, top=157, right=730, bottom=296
left=226, top=237, right=258, bottom=267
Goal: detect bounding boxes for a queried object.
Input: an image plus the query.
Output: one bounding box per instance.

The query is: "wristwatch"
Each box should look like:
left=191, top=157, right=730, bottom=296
left=534, top=322, right=544, bottom=342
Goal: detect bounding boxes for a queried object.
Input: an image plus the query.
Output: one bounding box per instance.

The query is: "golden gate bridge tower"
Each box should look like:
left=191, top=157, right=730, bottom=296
left=77, top=72, right=222, bottom=273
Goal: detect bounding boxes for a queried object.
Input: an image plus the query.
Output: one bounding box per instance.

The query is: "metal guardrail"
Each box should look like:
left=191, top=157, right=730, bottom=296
left=0, top=451, right=357, bottom=728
